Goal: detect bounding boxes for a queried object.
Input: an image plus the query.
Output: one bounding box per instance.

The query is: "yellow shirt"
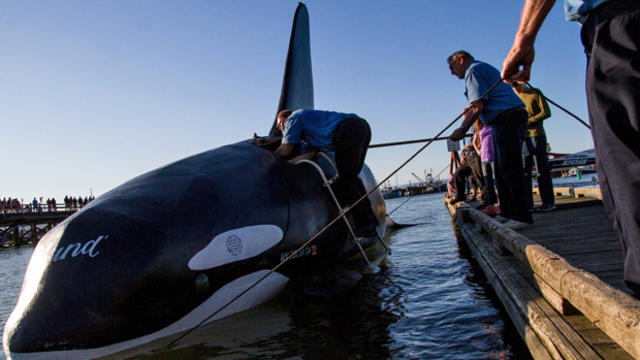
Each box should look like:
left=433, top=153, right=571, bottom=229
left=517, top=89, right=551, bottom=137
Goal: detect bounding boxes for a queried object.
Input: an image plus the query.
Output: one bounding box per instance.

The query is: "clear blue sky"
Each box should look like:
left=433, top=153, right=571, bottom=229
left=1, top=0, right=592, bottom=202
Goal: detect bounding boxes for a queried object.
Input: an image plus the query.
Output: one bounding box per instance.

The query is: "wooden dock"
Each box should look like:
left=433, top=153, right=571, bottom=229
left=446, top=188, right=640, bottom=359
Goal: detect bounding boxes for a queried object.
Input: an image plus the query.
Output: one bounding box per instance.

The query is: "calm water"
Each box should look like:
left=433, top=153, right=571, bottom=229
left=1, top=193, right=530, bottom=359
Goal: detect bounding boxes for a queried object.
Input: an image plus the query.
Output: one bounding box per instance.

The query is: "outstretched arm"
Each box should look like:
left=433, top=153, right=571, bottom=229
left=274, top=143, right=295, bottom=158
left=502, top=0, right=556, bottom=83
left=450, top=101, right=484, bottom=141
left=289, top=151, right=317, bottom=164
left=472, top=132, right=482, bottom=154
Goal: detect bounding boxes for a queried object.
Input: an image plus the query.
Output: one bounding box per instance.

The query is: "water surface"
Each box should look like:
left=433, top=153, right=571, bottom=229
left=1, top=193, right=530, bottom=359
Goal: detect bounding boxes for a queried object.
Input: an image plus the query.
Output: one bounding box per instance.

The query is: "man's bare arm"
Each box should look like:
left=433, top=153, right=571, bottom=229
left=450, top=101, right=484, bottom=141
left=274, top=143, right=295, bottom=158
left=502, top=0, right=556, bottom=83
left=289, top=152, right=316, bottom=164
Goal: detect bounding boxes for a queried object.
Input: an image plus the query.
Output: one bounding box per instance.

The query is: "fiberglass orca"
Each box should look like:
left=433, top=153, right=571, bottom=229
left=3, top=3, right=388, bottom=359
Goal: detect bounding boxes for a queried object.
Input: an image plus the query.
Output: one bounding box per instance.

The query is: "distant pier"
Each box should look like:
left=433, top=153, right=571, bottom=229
left=0, top=205, right=78, bottom=247
left=447, top=188, right=640, bottom=359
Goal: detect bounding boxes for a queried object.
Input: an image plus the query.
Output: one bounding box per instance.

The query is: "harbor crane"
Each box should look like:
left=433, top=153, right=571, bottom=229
left=411, top=172, right=426, bottom=187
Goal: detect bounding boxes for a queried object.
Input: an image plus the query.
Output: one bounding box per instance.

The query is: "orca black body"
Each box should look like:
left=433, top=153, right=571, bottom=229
left=3, top=138, right=386, bottom=359
left=3, top=3, right=389, bottom=359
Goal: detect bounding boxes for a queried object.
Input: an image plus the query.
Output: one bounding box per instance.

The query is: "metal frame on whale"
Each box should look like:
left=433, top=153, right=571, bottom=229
left=3, top=4, right=393, bottom=359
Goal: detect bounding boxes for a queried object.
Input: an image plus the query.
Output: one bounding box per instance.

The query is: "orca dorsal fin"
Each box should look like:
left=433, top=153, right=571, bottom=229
left=269, top=2, right=314, bottom=136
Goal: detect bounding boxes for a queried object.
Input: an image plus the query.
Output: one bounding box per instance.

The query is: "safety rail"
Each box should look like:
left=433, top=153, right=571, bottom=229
left=532, top=185, right=601, bottom=200
left=0, top=203, right=89, bottom=216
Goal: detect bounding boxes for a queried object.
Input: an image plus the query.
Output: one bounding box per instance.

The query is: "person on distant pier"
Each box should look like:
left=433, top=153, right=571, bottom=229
left=514, top=84, right=555, bottom=212
left=274, top=109, right=378, bottom=238
left=447, top=50, right=532, bottom=230
left=501, top=0, right=640, bottom=298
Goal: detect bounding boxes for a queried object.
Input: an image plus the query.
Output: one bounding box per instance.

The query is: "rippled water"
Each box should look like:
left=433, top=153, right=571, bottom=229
left=0, top=247, right=33, bottom=335
left=1, top=193, right=530, bottom=359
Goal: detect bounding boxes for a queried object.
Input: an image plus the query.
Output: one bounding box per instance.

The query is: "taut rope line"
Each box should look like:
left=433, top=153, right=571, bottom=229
left=167, top=78, right=504, bottom=348
left=349, top=78, right=504, bottom=219
left=369, top=134, right=471, bottom=149
left=526, top=81, right=591, bottom=130
left=387, top=162, right=450, bottom=215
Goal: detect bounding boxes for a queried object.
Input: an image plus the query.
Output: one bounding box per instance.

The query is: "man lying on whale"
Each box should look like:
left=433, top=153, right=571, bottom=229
left=274, top=109, right=378, bottom=238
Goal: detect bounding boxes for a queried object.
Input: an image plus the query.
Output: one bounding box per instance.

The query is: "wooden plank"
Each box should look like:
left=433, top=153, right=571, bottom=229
left=560, top=250, right=622, bottom=260
left=446, top=204, right=554, bottom=359
left=559, top=270, right=640, bottom=358
left=552, top=199, right=603, bottom=209
left=534, top=187, right=596, bottom=201
left=528, top=229, right=614, bottom=240
left=528, top=232, right=615, bottom=243
left=457, top=225, right=558, bottom=359
left=591, top=344, right=636, bottom=360
left=597, top=277, right=628, bottom=291
left=544, top=243, right=620, bottom=255
left=528, top=218, right=612, bottom=229
left=458, top=223, right=600, bottom=359
left=462, top=206, right=640, bottom=359
left=534, top=274, right=578, bottom=315
left=563, top=254, right=624, bottom=265
left=528, top=216, right=612, bottom=228
left=554, top=187, right=575, bottom=196
left=539, top=230, right=616, bottom=239
left=574, top=187, right=602, bottom=199
left=525, top=327, right=555, bottom=360
left=538, top=240, right=617, bottom=252
left=582, top=264, right=624, bottom=274
left=533, top=236, right=618, bottom=246
left=564, top=316, right=634, bottom=359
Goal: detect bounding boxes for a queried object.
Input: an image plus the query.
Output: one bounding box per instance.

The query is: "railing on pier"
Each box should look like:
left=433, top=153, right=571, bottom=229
left=0, top=202, right=91, bottom=217
left=0, top=203, right=90, bottom=248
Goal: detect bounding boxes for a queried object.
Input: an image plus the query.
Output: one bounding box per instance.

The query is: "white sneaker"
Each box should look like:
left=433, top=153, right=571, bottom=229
left=494, top=214, right=509, bottom=223
left=503, top=219, right=529, bottom=230
left=537, top=204, right=556, bottom=212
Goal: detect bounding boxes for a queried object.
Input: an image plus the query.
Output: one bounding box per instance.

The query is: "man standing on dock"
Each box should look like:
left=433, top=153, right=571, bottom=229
left=274, top=109, right=379, bottom=238
left=501, top=0, right=640, bottom=298
left=447, top=50, right=533, bottom=230
left=514, top=84, right=555, bottom=213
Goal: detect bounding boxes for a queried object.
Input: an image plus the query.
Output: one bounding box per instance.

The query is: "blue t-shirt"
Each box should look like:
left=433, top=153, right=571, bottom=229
left=281, top=109, right=358, bottom=153
left=464, top=61, right=524, bottom=125
left=565, top=0, right=610, bottom=22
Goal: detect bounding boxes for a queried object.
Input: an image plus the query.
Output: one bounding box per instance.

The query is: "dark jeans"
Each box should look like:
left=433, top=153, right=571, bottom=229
left=469, top=153, right=484, bottom=199
left=582, top=0, right=640, bottom=287
left=453, top=152, right=483, bottom=201
left=453, top=165, right=472, bottom=201
left=482, top=161, right=497, bottom=205
left=333, top=117, right=377, bottom=229
left=491, top=108, right=533, bottom=224
left=524, top=134, right=555, bottom=209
